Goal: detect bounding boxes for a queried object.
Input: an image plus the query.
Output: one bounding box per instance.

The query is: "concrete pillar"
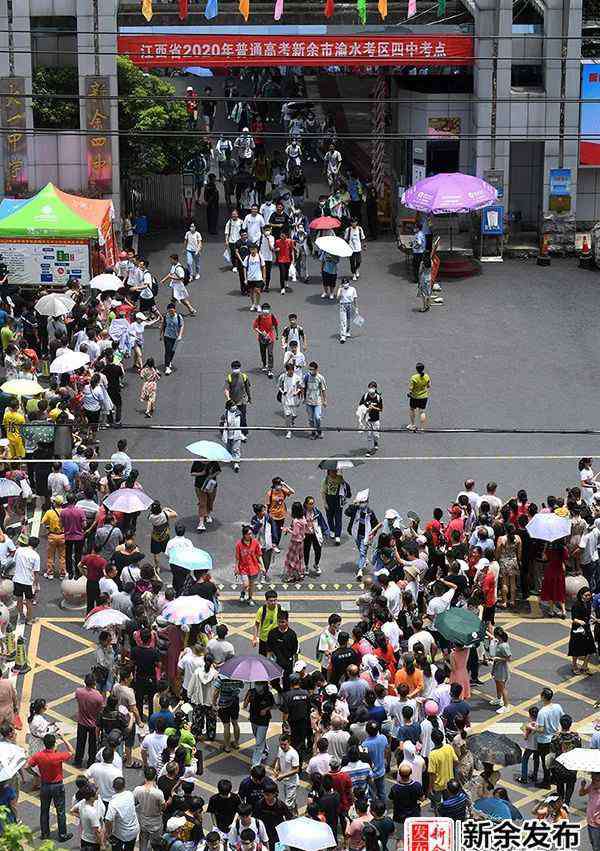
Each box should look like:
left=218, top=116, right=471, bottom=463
left=473, top=0, right=512, bottom=203
left=77, top=0, right=120, bottom=218
left=542, top=0, right=582, bottom=213
left=0, top=0, right=35, bottom=192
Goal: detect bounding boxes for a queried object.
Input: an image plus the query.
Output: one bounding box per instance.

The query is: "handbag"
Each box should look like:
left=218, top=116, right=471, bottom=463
left=352, top=312, right=365, bottom=327
left=223, top=248, right=231, bottom=264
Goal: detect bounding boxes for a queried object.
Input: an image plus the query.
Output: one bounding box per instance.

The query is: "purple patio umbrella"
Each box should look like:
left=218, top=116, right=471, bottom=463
left=219, top=654, right=283, bottom=682
left=401, top=172, right=498, bottom=214
left=103, top=488, right=153, bottom=514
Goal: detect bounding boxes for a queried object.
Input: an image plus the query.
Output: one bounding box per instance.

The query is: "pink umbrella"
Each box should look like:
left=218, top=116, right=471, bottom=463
left=103, top=488, right=153, bottom=513
left=309, top=215, right=341, bottom=230
left=401, top=172, right=497, bottom=214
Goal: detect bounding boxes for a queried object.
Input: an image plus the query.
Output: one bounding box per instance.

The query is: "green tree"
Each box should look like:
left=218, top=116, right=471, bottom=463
left=117, top=56, right=197, bottom=176
left=32, top=67, right=80, bottom=130
left=0, top=807, right=60, bottom=851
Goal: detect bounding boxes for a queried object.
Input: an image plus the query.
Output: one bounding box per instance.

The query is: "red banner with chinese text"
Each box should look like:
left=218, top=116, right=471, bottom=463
left=117, top=33, right=474, bottom=67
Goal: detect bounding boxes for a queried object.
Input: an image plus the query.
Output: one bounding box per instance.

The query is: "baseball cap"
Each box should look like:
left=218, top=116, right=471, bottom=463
left=289, top=673, right=301, bottom=684
left=17, top=533, right=29, bottom=546
left=325, top=683, right=338, bottom=696
left=51, top=494, right=64, bottom=506
left=167, top=816, right=187, bottom=832
left=293, top=660, right=306, bottom=673
left=136, top=312, right=146, bottom=321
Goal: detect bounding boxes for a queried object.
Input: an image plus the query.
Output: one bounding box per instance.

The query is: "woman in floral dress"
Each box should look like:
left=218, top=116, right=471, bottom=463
left=139, top=357, right=160, bottom=418
left=283, top=501, right=307, bottom=581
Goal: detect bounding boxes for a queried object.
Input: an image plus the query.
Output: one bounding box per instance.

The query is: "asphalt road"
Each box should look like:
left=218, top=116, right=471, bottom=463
left=99, top=234, right=600, bottom=584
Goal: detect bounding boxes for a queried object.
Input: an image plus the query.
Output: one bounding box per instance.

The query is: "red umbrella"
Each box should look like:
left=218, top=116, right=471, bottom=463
left=309, top=216, right=341, bottom=230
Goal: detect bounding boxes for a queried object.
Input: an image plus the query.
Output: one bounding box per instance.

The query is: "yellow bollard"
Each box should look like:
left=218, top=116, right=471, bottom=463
left=13, top=637, right=30, bottom=674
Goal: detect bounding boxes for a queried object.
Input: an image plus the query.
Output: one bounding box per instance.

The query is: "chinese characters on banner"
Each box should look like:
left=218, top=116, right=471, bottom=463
left=405, top=818, right=582, bottom=851
left=85, top=76, right=112, bottom=195
left=117, top=34, right=474, bottom=68
left=405, top=818, right=454, bottom=851
left=0, top=77, right=29, bottom=196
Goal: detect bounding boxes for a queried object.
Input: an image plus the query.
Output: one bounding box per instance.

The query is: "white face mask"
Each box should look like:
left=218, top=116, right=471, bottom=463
left=231, top=368, right=240, bottom=375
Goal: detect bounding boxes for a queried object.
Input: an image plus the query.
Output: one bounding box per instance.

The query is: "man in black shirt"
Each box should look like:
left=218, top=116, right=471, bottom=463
left=266, top=613, right=298, bottom=691
left=268, top=202, right=289, bottom=240
left=207, top=779, right=241, bottom=834
left=102, top=354, right=125, bottom=426
left=388, top=763, right=422, bottom=826
left=253, top=779, right=292, bottom=849
left=281, top=673, right=312, bottom=765
left=130, top=628, right=161, bottom=720
left=238, top=765, right=267, bottom=809
left=329, top=632, right=359, bottom=686
left=244, top=683, right=275, bottom=767
left=235, top=231, right=251, bottom=294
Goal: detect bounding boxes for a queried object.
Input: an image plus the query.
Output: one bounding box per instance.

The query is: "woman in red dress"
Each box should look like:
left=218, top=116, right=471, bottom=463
left=235, top=525, right=264, bottom=607
left=540, top=540, right=567, bottom=618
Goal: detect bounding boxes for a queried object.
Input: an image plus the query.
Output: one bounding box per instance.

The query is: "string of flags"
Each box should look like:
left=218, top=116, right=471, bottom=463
left=140, top=0, right=448, bottom=24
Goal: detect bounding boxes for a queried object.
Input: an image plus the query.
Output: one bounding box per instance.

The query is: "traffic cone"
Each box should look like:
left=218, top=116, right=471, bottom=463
left=13, top=637, right=30, bottom=674
left=582, top=234, right=591, bottom=255
left=536, top=232, right=551, bottom=266
left=3, top=625, right=15, bottom=660
left=579, top=234, right=595, bottom=269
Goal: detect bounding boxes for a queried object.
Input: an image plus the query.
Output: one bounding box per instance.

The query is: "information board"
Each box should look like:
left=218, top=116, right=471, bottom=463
left=0, top=238, right=90, bottom=286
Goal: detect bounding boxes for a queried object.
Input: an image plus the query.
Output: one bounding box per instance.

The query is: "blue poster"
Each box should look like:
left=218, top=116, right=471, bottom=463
left=481, top=205, right=504, bottom=236
left=580, top=64, right=600, bottom=165
left=549, top=168, right=571, bottom=196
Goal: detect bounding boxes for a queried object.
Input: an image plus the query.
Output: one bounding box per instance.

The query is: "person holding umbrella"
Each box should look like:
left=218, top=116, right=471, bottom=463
left=319, top=251, right=338, bottom=300
left=540, top=540, right=568, bottom=619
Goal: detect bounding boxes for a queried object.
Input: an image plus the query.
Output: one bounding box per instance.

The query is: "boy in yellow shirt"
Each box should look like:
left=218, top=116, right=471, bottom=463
left=2, top=399, right=25, bottom=459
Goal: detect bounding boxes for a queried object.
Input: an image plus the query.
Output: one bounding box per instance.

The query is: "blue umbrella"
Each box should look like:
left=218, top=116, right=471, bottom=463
left=185, top=67, right=214, bottom=77
left=473, top=797, right=513, bottom=822
left=186, top=441, right=233, bottom=462
left=169, top=547, right=213, bottom=572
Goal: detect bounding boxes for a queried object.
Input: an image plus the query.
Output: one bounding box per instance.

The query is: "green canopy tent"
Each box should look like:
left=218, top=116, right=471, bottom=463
left=0, top=183, right=116, bottom=287
left=0, top=183, right=98, bottom=238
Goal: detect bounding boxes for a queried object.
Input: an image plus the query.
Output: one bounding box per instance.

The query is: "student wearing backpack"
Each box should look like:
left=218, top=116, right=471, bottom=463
left=224, top=361, right=252, bottom=439
left=137, top=259, right=161, bottom=325
left=160, top=304, right=184, bottom=376
left=161, top=253, right=196, bottom=317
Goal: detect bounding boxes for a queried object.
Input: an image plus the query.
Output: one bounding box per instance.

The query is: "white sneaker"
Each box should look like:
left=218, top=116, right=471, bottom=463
left=165, top=366, right=172, bottom=375
left=356, top=271, right=360, bottom=278
left=249, top=305, right=256, bottom=311
left=320, top=292, right=327, bottom=299
left=240, top=435, right=247, bottom=442
left=406, top=423, right=416, bottom=431
left=205, top=516, right=213, bottom=525
left=286, top=430, right=292, bottom=439
left=329, top=293, right=334, bottom=300
left=196, top=523, right=206, bottom=532
left=195, top=273, right=201, bottom=280
left=352, top=274, right=357, bottom=280
left=496, top=704, right=511, bottom=714
left=280, top=288, right=286, bottom=295
left=489, top=698, right=502, bottom=706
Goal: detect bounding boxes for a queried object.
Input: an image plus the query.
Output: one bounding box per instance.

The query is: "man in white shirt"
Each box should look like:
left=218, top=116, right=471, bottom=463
left=243, top=205, right=265, bottom=245
left=100, top=565, right=119, bottom=598
left=47, top=463, right=70, bottom=498
left=140, top=719, right=168, bottom=769
left=407, top=620, right=437, bottom=657
left=379, top=575, right=401, bottom=618
left=317, top=614, right=341, bottom=675
left=87, top=747, right=123, bottom=806
left=105, top=778, right=140, bottom=848
left=206, top=624, right=235, bottom=666
left=13, top=534, right=40, bottom=625
left=457, top=479, right=480, bottom=512
left=184, top=223, right=203, bottom=280
left=111, top=440, right=132, bottom=478
left=260, top=198, right=276, bottom=223
left=323, top=716, right=350, bottom=760
left=336, top=278, right=357, bottom=344
left=282, top=341, right=306, bottom=381
left=306, top=739, right=331, bottom=775
left=225, top=211, right=243, bottom=272
left=478, top=481, right=503, bottom=517
left=344, top=219, right=366, bottom=280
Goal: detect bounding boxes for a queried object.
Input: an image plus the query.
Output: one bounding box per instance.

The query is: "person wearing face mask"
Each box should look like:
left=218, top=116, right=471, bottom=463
left=220, top=400, right=242, bottom=473
left=183, top=223, right=203, bottom=281
left=225, top=211, right=243, bottom=273
left=358, top=381, right=383, bottom=455
left=336, top=277, right=358, bottom=344
left=224, top=361, right=252, bottom=440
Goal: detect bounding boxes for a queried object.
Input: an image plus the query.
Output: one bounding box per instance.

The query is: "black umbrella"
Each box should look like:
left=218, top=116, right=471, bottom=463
left=466, top=732, right=522, bottom=768
left=318, top=458, right=365, bottom=472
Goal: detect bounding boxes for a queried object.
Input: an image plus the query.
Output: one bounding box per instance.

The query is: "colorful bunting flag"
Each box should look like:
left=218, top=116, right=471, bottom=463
left=179, top=0, right=189, bottom=18
left=239, top=0, right=250, bottom=20
left=324, top=0, right=335, bottom=17
left=141, top=0, right=153, bottom=21
left=274, top=0, right=284, bottom=19
left=357, top=0, right=366, bottom=24
left=407, top=0, right=416, bottom=16
left=205, top=0, right=218, bottom=17
left=378, top=0, right=387, bottom=18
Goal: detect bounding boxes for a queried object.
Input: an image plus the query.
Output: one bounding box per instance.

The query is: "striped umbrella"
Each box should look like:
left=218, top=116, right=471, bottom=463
left=162, top=597, right=215, bottom=626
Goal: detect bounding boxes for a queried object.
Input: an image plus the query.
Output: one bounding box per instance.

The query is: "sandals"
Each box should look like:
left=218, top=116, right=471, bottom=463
left=124, top=760, right=142, bottom=770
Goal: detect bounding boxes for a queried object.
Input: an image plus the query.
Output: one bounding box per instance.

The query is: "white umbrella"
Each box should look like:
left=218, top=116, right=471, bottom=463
left=526, top=513, right=571, bottom=542
left=34, top=293, right=75, bottom=317
left=49, top=349, right=90, bottom=374
left=0, top=478, right=23, bottom=498
left=556, top=748, right=600, bottom=773
left=90, top=273, right=123, bottom=292
left=276, top=817, right=336, bottom=851
left=162, top=597, right=215, bottom=626
left=0, top=379, right=44, bottom=397
left=0, top=742, right=26, bottom=782
left=315, top=235, right=353, bottom=258
left=84, top=608, right=131, bottom=629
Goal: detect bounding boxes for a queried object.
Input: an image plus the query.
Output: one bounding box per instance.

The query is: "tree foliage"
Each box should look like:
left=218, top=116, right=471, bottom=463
left=32, top=66, right=80, bottom=130
left=117, top=57, right=196, bottom=176
left=0, top=808, right=60, bottom=851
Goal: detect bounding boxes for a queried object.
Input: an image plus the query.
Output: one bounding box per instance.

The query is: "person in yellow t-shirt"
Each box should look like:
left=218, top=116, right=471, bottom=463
left=2, top=399, right=25, bottom=459
left=407, top=361, right=431, bottom=432
left=427, top=729, right=458, bottom=809
left=40, top=494, right=66, bottom=579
